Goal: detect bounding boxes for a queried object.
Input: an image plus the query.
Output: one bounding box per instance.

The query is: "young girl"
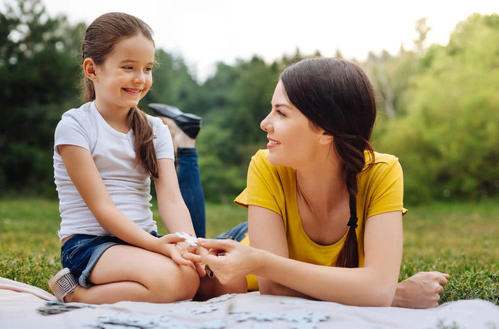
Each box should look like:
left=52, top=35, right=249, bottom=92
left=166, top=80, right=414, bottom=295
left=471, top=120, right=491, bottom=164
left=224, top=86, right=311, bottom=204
left=49, top=12, right=202, bottom=304
left=186, top=58, right=449, bottom=307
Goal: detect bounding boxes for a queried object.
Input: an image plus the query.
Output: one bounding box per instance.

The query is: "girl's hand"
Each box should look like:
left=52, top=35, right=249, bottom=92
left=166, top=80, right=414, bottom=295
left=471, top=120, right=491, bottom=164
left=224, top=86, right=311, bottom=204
left=194, top=238, right=262, bottom=284
left=393, top=271, right=450, bottom=308
left=153, top=234, right=196, bottom=269
left=175, top=240, right=207, bottom=277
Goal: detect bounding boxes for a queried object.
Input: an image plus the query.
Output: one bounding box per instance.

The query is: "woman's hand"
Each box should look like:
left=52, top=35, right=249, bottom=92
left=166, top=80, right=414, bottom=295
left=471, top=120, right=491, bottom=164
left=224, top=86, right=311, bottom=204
left=392, top=271, right=450, bottom=308
left=193, top=238, right=262, bottom=284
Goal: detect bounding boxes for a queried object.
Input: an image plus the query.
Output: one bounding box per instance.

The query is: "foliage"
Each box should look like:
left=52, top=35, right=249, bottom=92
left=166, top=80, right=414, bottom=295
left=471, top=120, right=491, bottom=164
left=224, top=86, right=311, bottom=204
left=0, top=0, right=497, bottom=204
left=0, top=0, right=83, bottom=195
left=375, top=14, right=499, bottom=203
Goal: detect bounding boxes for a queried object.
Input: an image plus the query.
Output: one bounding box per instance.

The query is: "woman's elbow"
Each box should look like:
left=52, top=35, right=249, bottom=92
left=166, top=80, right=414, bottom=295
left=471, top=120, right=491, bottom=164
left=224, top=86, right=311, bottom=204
left=370, top=283, right=397, bottom=307
left=259, top=285, right=279, bottom=296
left=259, top=282, right=288, bottom=296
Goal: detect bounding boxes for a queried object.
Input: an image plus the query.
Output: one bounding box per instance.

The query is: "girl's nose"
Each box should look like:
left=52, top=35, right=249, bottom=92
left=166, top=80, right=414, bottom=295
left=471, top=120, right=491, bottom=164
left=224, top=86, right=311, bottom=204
left=134, top=72, right=146, bottom=84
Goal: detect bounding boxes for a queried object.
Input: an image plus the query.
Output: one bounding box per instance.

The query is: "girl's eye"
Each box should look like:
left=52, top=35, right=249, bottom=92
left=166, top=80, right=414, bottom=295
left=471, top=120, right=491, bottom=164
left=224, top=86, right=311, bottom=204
left=122, top=66, right=133, bottom=70
left=276, top=110, right=286, bottom=117
left=145, top=67, right=153, bottom=73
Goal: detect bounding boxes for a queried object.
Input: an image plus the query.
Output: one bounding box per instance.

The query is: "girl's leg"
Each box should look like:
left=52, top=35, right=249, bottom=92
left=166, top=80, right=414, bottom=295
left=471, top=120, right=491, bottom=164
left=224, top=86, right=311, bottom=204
left=66, top=245, right=199, bottom=304
left=177, top=147, right=206, bottom=238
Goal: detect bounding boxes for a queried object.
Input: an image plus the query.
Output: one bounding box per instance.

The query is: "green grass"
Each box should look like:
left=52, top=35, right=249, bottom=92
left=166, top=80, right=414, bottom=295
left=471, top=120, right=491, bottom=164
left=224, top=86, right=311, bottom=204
left=0, top=198, right=497, bottom=304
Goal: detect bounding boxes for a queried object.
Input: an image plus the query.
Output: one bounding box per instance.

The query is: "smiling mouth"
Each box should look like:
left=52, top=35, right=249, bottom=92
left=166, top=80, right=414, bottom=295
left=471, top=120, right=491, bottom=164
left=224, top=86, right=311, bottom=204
left=122, top=88, right=142, bottom=95
left=267, top=137, right=280, bottom=148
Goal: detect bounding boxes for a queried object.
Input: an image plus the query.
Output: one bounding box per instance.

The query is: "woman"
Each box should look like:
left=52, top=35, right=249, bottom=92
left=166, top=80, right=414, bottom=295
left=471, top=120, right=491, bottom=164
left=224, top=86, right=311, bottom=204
left=163, top=58, right=448, bottom=307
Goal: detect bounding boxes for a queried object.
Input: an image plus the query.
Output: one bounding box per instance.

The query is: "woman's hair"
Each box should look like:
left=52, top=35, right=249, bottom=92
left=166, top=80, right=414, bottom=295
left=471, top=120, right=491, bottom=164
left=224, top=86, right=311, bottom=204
left=280, top=58, right=376, bottom=268
left=82, top=12, right=159, bottom=178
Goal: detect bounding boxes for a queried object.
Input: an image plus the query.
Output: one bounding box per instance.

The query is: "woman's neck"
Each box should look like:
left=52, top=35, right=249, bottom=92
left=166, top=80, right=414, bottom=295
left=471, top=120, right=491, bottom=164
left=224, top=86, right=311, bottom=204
left=295, top=152, right=347, bottom=212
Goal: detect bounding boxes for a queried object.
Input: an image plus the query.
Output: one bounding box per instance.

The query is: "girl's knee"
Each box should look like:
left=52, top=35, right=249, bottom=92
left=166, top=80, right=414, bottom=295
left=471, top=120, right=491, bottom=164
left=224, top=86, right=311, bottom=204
left=147, top=262, right=199, bottom=302
left=171, top=265, right=200, bottom=300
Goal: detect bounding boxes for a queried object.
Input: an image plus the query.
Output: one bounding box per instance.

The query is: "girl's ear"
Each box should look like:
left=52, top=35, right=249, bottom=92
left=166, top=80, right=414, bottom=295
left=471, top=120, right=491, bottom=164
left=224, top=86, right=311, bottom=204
left=83, top=58, right=97, bottom=81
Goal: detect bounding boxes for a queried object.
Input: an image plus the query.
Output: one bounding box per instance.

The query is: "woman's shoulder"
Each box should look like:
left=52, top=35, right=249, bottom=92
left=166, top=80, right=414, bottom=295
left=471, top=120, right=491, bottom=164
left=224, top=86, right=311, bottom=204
left=360, top=151, right=403, bottom=183
left=363, top=151, right=400, bottom=171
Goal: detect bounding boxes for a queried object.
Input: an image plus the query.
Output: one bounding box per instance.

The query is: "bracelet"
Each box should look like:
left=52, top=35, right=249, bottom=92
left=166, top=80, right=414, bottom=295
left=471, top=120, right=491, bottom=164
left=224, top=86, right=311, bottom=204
left=174, top=232, right=199, bottom=247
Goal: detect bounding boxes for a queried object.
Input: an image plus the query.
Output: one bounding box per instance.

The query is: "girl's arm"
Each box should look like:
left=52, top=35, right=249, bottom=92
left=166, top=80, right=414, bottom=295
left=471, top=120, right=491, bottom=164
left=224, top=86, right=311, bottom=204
left=60, top=145, right=160, bottom=249
left=59, top=145, right=186, bottom=260
left=200, top=209, right=403, bottom=306
left=154, top=158, right=195, bottom=236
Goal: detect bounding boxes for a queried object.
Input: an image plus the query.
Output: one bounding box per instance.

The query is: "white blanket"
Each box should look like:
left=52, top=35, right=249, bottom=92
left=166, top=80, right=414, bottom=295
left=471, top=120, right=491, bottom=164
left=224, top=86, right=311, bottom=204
left=1, top=277, right=497, bottom=329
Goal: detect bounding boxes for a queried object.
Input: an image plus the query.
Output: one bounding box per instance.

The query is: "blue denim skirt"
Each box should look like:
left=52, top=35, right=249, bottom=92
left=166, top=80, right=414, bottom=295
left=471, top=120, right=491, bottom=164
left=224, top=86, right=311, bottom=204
left=61, top=232, right=158, bottom=288
left=61, top=222, right=249, bottom=288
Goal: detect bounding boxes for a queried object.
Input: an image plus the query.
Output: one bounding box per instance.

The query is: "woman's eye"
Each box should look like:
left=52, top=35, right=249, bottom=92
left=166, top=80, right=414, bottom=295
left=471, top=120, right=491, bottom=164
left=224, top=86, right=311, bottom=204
left=122, top=66, right=133, bottom=70
left=276, top=110, right=286, bottom=117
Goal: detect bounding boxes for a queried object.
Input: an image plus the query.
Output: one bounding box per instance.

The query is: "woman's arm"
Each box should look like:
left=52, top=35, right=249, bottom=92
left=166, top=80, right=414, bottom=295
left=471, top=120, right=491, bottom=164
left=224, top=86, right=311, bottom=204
left=154, top=158, right=195, bottom=236
left=200, top=210, right=403, bottom=306
left=248, top=206, right=309, bottom=298
left=256, top=211, right=402, bottom=305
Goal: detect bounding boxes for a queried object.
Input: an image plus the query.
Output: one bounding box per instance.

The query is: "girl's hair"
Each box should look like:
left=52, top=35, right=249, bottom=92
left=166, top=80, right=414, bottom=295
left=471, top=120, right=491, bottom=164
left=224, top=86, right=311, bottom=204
left=281, top=58, right=376, bottom=268
left=82, top=12, right=159, bottom=178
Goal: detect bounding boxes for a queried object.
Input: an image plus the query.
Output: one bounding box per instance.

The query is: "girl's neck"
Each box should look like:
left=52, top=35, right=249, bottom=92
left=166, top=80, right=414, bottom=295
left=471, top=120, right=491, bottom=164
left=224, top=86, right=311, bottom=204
left=94, top=99, right=130, bottom=132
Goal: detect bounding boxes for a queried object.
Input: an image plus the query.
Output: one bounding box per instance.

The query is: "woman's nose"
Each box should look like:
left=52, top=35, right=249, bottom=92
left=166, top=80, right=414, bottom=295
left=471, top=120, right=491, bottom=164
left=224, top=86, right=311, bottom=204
left=260, top=114, right=272, bottom=132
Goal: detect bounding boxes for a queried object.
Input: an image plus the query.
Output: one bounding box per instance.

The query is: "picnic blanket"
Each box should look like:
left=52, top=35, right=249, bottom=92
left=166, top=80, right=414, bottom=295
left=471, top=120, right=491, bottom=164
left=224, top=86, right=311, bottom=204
left=1, top=277, right=498, bottom=329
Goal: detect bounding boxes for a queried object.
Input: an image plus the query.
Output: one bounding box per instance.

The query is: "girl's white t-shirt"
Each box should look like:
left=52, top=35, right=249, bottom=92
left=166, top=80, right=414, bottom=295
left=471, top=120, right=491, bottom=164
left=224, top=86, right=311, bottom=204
left=53, top=101, right=174, bottom=240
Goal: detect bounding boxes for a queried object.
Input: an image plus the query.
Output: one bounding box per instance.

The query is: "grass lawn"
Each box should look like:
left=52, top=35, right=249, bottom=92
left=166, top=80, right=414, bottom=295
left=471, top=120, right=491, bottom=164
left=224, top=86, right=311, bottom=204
left=0, top=198, right=497, bottom=304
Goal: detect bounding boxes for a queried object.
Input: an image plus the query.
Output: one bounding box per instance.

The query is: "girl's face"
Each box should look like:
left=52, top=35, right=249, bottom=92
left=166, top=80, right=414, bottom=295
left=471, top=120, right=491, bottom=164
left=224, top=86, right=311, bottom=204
left=260, top=80, right=330, bottom=168
left=92, top=33, right=155, bottom=112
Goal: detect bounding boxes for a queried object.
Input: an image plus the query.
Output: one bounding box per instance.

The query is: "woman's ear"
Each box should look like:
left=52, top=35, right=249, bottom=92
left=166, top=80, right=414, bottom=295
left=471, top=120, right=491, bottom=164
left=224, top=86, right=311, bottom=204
left=82, top=58, right=97, bottom=81
left=319, top=131, right=333, bottom=145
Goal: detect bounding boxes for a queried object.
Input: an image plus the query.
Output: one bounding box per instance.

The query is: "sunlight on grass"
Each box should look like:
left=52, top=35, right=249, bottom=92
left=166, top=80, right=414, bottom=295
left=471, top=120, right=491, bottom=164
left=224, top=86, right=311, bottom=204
left=0, top=198, right=497, bottom=303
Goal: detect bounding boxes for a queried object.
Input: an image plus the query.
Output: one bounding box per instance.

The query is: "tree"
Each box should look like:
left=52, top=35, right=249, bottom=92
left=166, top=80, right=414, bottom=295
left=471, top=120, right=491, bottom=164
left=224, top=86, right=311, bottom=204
left=0, top=0, right=83, bottom=194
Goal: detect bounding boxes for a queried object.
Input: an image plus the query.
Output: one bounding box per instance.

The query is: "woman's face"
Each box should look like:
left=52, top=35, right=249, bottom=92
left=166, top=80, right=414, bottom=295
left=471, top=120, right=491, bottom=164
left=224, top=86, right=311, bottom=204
left=260, top=80, right=329, bottom=168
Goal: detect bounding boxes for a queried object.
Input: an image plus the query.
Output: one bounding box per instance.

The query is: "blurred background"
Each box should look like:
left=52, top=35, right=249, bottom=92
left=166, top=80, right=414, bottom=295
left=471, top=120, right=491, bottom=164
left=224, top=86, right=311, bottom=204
left=0, top=0, right=497, bottom=204
left=0, top=0, right=498, bottom=301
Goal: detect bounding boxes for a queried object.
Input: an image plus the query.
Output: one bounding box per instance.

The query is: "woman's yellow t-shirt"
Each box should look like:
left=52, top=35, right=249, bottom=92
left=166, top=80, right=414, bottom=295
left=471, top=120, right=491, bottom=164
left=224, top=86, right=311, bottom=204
left=234, top=149, right=406, bottom=291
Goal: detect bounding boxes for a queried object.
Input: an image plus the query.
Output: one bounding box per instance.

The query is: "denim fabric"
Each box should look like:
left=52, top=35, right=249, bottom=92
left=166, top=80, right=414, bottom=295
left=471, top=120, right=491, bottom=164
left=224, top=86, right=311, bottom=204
left=177, top=148, right=206, bottom=238
left=216, top=221, right=248, bottom=242
left=61, top=232, right=158, bottom=288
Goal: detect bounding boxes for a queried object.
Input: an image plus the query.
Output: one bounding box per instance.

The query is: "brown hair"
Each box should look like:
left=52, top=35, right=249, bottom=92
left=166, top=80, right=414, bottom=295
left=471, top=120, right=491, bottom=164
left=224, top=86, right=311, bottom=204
left=82, top=12, right=159, bottom=178
left=281, top=58, right=376, bottom=268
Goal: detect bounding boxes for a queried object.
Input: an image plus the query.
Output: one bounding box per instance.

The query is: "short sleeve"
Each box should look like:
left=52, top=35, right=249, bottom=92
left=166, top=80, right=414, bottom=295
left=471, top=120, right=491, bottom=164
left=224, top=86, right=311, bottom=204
left=54, top=117, right=91, bottom=154
left=151, top=117, right=174, bottom=160
left=234, top=151, right=282, bottom=215
left=366, top=159, right=406, bottom=219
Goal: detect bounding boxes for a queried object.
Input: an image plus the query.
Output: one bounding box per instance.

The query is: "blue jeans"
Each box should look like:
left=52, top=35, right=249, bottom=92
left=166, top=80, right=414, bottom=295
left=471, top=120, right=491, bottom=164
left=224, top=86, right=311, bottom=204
left=177, top=148, right=206, bottom=238
left=177, top=147, right=247, bottom=241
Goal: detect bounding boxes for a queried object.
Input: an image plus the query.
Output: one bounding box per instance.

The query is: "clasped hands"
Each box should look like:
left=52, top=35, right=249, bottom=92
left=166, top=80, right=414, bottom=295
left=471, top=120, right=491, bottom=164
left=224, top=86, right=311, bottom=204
left=152, top=233, right=254, bottom=282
